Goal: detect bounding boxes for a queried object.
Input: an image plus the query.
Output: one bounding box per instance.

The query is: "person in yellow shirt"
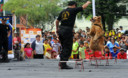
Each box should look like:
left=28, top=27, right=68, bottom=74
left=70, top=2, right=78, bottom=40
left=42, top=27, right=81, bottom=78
left=118, top=32, right=122, bottom=38
left=105, top=32, right=109, bottom=37
left=109, top=30, right=115, bottom=36
left=43, top=39, right=52, bottom=56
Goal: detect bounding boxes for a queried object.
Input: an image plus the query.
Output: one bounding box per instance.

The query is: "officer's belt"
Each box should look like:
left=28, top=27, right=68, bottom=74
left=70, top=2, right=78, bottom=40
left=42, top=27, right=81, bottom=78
left=59, top=26, right=73, bottom=30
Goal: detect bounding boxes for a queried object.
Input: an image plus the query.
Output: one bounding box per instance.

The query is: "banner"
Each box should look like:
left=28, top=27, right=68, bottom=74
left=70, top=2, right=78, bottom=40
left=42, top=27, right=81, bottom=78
left=0, top=4, right=3, bottom=12
left=0, top=0, right=3, bottom=4
left=0, top=0, right=3, bottom=12
left=21, top=28, right=42, bottom=50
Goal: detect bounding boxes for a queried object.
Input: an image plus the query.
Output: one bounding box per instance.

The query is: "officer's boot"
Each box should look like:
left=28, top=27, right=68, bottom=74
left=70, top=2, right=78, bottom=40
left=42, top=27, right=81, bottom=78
left=59, top=59, right=73, bottom=69
left=2, top=50, right=10, bottom=63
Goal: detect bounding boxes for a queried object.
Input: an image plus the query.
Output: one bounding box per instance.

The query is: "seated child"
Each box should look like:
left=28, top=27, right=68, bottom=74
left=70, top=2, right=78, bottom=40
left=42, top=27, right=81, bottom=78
left=52, top=38, right=60, bottom=55
left=51, top=50, right=57, bottom=59
left=104, top=47, right=112, bottom=59
left=45, top=48, right=52, bottom=59
left=111, top=47, right=119, bottom=59
left=117, top=48, right=127, bottom=59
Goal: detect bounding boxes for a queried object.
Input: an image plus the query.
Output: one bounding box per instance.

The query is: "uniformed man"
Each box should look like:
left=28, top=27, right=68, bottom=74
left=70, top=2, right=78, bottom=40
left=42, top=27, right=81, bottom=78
left=56, top=1, right=91, bottom=69
left=0, top=18, right=11, bottom=62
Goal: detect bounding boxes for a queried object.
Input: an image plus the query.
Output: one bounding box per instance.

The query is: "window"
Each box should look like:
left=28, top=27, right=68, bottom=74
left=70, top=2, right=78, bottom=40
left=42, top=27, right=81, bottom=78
left=16, top=17, right=20, bottom=24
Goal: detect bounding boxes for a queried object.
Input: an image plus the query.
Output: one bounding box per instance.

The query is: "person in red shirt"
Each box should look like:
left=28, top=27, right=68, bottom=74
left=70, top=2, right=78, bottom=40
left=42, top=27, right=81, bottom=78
left=85, top=46, right=93, bottom=59
left=117, top=48, right=127, bottom=59
left=104, top=47, right=112, bottom=59
left=24, top=43, right=33, bottom=59
left=13, top=33, right=21, bottom=45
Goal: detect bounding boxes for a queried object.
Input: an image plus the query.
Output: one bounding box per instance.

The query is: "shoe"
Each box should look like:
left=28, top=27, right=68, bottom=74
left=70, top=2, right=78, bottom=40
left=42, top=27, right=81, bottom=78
left=0, top=59, right=3, bottom=62
left=61, top=65, right=73, bottom=69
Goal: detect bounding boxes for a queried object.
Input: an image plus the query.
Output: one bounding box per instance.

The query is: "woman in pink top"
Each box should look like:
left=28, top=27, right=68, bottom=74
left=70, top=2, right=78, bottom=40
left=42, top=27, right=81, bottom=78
left=24, top=43, right=33, bottom=59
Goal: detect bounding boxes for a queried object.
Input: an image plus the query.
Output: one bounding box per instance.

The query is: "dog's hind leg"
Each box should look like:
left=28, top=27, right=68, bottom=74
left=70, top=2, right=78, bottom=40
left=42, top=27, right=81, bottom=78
left=101, top=48, right=105, bottom=56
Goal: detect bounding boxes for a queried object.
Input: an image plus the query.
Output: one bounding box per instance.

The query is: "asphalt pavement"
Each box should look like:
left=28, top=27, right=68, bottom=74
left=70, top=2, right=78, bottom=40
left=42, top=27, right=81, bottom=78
left=0, top=59, right=128, bottom=78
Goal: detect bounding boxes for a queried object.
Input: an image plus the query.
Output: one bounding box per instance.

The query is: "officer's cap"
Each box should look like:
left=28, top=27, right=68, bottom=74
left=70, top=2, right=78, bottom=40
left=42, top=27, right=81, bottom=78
left=2, top=18, right=7, bottom=21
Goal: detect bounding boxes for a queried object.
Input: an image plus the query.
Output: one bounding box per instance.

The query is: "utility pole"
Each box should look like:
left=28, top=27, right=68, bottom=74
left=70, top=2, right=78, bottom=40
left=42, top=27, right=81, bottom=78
left=3, top=0, right=5, bottom=16
left=92, top=0, right=96, bottom=17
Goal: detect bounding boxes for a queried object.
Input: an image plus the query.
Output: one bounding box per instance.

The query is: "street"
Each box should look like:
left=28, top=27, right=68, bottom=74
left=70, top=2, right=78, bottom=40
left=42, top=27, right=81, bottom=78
left=0, top=59, right=128, bottom=78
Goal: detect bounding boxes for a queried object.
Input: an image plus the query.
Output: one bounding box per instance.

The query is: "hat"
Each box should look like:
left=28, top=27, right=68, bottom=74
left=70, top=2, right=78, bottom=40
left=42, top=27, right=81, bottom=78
left=120, top=48, right=125, bottom=51
left=2, top=18, right=7, bottom=21
left=51, top=50, right=56, bottom=53
left=47, top=48, right=52, bottom=51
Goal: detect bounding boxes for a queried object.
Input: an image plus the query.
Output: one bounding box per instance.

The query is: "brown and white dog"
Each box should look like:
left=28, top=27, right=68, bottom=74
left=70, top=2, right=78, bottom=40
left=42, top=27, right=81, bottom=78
left=89, top=16, right=105, bottom=55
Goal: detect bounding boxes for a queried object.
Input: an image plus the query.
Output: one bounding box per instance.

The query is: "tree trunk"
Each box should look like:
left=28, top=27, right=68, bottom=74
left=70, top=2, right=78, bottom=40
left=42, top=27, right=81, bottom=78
left=107, top=15, right=114, bottom=31
left=101, top=14, right=106, bottom=31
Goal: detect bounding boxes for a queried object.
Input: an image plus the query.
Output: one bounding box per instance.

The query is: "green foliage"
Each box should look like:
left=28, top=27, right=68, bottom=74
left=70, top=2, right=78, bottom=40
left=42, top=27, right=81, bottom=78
left=68, top=0, right=127, bottom=31
left=3, top=0, right=62, bottom=29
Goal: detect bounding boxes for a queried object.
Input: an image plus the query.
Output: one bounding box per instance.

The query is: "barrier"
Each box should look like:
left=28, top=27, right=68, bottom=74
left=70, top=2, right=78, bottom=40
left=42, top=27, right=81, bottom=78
left=59, top=60, right=84, bottom=71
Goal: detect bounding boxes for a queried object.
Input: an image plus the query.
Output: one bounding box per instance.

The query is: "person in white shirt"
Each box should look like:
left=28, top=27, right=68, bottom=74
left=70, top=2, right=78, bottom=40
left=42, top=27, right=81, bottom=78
left=52, top=39, right=60, bottom=54
left=118, top=26, right=125, bottom=34
left=31, top=35, right=44, bottom=59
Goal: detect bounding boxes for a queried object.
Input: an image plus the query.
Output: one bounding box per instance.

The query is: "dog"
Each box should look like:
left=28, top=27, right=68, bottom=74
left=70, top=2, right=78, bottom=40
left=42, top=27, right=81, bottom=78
left=89, top=16, right=105, bottom=56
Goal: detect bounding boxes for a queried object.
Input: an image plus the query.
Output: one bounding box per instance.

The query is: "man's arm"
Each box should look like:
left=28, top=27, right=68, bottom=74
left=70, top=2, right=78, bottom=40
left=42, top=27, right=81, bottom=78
left=8, top=30, right=11, bottom=37
left=82, top=1, right=91, bottom=9
left=56, top=20, right=60, bottom=34
left=7, top=25, right=11, bottom=37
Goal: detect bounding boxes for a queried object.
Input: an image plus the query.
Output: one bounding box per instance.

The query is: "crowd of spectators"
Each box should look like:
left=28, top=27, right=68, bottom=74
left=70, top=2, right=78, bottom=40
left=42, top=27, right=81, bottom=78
left=13, top=26, right=128, bottom=60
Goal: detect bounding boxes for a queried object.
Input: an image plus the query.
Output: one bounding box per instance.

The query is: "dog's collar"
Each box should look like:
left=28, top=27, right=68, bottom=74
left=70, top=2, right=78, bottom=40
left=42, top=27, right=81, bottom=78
left=94, top=24, right=103, bottom=29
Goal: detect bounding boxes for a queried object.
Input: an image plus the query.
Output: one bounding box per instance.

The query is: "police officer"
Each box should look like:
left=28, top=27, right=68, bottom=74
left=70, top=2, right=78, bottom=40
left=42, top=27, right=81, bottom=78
left=56, top=1, right=91, bottom=69
left=0, top=18, right=11, bottom=62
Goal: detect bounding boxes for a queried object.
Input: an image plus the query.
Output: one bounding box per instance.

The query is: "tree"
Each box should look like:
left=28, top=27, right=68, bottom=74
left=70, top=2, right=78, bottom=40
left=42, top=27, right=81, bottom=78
left=3, top=0, right=62, bottom=30
left=70, top=0, right=127, bottom=31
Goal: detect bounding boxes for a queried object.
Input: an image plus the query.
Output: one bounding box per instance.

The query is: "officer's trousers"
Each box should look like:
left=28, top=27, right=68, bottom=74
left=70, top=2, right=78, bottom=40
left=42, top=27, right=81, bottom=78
left=0, top=38, right=8, bottom=60
left=58, top=26, right=73, bottom=61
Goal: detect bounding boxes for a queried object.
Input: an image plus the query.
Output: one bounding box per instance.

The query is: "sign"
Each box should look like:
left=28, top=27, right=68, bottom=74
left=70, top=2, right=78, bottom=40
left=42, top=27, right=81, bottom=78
left=20, top=28, right=42, bottom=50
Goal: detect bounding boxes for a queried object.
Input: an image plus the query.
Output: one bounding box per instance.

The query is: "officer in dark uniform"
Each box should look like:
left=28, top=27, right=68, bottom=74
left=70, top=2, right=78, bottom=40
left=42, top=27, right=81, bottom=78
left=56, top=1, right=91, bottom=69
left=0, top=18, right=11, bottom=62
